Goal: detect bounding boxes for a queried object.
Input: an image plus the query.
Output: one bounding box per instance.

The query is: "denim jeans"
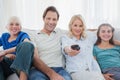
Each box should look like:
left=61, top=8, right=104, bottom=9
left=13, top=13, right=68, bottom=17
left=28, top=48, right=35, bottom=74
left=11, top=42, right=34, bottom=75
left=28, top=67, right=72, bottom=80
left=0, top=57, right=14, bottom=79
left=102, top=67, right=120, bottom=80
left=0, top=42, right=34, bottom=79
left=0, top=64, right=5, bottom=80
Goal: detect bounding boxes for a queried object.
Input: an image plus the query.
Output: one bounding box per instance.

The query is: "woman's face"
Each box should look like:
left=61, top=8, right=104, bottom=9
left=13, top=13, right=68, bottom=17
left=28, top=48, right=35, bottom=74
left=99, top=26, right=113, bottom=42
left=71, top=19, right=84, bottom=38
left=7, top=21, right=21, bottom=35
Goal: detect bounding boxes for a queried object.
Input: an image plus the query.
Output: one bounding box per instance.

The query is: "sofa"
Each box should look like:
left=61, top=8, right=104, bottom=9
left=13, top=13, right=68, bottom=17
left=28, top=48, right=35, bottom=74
left=5, top=28, right=120, bottom=79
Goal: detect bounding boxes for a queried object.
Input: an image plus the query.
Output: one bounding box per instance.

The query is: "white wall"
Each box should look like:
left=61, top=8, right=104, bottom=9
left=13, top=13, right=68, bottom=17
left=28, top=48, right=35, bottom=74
left=0, top=0, right=120, bottom=32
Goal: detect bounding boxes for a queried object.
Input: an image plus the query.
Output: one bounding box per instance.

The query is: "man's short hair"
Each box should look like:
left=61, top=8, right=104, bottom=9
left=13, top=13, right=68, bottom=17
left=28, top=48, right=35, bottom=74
left=43, top=6, right=59, bottom=20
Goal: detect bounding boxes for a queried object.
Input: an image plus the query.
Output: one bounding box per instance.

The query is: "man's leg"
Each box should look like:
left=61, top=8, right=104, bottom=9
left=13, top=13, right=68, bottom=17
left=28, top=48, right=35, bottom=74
left=28, top=68, right=49, bottom=80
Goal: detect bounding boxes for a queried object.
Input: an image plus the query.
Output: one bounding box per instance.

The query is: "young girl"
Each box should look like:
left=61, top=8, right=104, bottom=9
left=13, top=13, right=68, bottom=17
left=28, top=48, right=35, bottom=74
left=0, top=16, right=31, bottom=80
left=93, top=23, right=120, bottom=80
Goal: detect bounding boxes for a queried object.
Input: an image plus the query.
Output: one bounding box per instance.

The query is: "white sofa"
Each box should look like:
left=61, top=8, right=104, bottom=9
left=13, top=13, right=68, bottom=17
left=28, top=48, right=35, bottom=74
left=7, top=73, right=19, bottom=80
left=6, top=28, right=120, bottom=79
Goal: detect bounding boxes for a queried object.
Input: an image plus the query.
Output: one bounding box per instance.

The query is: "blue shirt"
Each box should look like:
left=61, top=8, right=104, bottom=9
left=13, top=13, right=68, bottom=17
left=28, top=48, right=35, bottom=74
left=0, top=31, right=30, bottom=54
left=93, top=45, right=120, bottom=70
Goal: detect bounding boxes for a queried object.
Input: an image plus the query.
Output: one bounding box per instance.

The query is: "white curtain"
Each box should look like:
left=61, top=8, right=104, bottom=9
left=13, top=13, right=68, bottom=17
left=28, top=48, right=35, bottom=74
left=0, top=0, right=120, bottom=31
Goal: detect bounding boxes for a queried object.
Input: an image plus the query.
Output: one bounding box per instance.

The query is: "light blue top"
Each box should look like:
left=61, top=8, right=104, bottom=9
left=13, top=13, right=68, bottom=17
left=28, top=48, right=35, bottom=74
left=93, top=45, right=120, bottom=70
left=61, top=32, right=101, bottom=73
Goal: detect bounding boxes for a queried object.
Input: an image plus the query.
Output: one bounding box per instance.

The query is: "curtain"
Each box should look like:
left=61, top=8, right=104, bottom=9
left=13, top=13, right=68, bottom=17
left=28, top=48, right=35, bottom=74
left=0, top=0, right=120, bottom=31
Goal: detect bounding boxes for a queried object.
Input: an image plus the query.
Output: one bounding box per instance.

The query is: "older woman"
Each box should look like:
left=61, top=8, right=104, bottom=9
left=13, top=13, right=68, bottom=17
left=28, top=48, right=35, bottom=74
left=0, top=16, right=33, bottom=80
left=61, top=15, right=105, bottom=80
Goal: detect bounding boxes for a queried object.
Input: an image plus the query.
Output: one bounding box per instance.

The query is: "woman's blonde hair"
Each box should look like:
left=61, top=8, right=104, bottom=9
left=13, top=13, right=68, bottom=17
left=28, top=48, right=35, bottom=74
left=68, top=14, right=86, bottom=38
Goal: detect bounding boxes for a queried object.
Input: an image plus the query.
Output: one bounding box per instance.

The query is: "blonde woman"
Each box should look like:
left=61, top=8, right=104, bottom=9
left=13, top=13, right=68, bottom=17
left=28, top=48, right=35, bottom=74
left=61, top=15, right=105, bottom=80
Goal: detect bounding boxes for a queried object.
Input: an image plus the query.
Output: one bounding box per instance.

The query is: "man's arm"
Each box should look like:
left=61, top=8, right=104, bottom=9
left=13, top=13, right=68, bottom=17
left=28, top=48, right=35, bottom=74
left=33, top=48, right=64, bottom=80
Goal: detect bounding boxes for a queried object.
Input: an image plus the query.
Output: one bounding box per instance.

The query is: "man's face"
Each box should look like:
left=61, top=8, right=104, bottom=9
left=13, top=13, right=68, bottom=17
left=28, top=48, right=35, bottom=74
left=43, top=11, right=58, bottom=33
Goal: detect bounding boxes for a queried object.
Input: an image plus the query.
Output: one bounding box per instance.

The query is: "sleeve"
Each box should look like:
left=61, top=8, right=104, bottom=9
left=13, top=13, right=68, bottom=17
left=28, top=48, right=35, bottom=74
left=117, top=45, right=120, bottom=53
left=0, top=33, right=8, bottom=46
left=0, top=37, right=2, bottom=46
left=56, top=28, right=68, bottom=35
left=61, top=35, right=71, bottom=55
left=93, top=46, right=97, bottom=57
left=20, top=32, right=30, bottom=42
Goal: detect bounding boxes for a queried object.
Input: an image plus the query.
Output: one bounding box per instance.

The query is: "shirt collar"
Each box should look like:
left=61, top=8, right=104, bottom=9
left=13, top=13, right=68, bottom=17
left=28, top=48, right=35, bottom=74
left=71, top=36, right=85, bottom=41
left=37, top=29, right=56, bottom=34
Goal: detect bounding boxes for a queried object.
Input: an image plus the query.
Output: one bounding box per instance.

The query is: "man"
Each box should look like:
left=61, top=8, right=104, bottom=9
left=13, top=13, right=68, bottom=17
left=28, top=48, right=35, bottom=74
left=28, top=6, right=72, bottom=80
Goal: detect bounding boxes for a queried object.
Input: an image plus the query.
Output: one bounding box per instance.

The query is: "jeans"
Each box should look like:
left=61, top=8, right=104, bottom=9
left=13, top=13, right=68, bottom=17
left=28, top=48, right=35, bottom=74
left=0, top=42, right=34, bottom=79
left=0, top=57, right=14, bottom=79
left=11, top=42, right=34, bottom=75
left=28, top=67, right=72, bottom=80
left=102, top=67, right=120, bottom=80
left=0, top=64, right=5, bottom=80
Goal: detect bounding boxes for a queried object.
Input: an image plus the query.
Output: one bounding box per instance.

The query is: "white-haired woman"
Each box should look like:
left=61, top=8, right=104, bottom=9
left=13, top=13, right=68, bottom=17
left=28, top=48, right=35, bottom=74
left=0, top=16, right=33, bottom=80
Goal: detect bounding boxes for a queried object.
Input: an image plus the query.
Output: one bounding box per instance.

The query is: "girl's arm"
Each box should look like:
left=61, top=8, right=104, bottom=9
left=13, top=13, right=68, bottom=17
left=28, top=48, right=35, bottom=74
left=114, top=40, right=120, bottom=45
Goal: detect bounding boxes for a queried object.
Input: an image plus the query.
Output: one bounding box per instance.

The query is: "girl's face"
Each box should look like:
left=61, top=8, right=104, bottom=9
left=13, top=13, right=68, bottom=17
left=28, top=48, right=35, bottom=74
left=7, top=21, right=21, bottom=35
left=71, top=19, right=84, bottom=38
left=99, top=26, right=113, bottom=42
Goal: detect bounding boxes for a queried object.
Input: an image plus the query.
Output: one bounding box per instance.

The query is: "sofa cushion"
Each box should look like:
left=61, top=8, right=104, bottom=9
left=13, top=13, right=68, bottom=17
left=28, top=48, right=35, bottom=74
left=22, top=28, right=120, bottom=44
left=7, top=73, right=19, bottom=80
left=87, top=29, right=120, bottom=41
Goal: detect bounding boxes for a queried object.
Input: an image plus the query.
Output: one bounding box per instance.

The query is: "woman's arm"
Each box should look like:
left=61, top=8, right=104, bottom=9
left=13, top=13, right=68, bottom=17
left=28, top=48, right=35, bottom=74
left=64, top=46, right=80, bottom=56
left=0, top=38, right=30, bottom=57
left=0, top=47, right=16, bottom=60
left=0, top=47, right=16, bottom=56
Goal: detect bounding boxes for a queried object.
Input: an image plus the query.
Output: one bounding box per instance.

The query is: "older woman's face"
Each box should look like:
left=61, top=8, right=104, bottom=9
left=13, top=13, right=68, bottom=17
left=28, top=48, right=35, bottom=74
left=7, top=21, right=21, bottom=35
left=71, top=19, right=84, bottom=37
